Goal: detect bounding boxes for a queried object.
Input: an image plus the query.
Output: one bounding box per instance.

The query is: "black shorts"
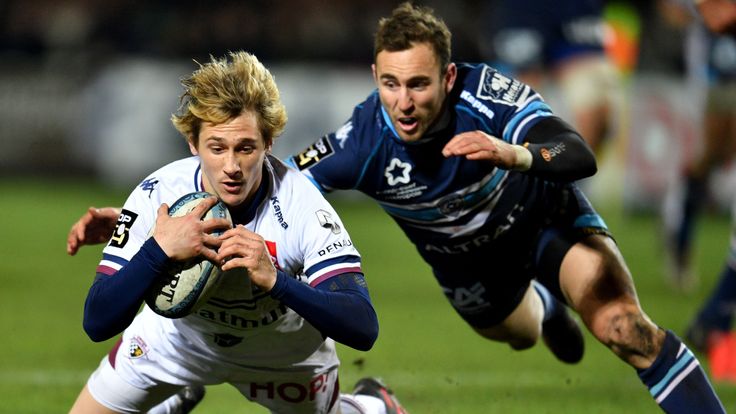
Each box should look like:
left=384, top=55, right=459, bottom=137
left=426, top=184, right=611, bottom=329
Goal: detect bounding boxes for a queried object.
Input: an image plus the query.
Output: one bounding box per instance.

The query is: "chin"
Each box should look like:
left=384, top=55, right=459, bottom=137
left=219, top=193, right=246, bottom=208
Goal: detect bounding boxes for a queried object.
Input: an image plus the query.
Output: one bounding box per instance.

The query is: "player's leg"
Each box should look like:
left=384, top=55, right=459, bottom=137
left=556, top=56, right=620, bottom=155
left=560, top=234, right=724, bottom=413
left=470, top=280, right=584, bottom=364
left=664, top=86, right=735, bottom=290
left=70, top=354, right=192, bottom=414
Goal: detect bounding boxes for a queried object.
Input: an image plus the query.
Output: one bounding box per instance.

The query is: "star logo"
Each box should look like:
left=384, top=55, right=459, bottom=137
left=384, top=158, right=412, bottom=186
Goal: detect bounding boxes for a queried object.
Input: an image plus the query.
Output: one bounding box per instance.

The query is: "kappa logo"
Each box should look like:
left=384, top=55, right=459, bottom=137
left=109, top=209, right=138, bottom=248
left=139, top=177, right=159, bottom=198
left=477, top=67, right=529, bottom=105
left=293, top=136, right=334, bottom=171
left=384, top=158, right=412, bottom=186
left=334, top=121, right=353, bottom=148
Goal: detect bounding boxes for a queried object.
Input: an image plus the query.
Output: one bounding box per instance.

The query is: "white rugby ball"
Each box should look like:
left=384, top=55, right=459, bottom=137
left=145, top=191, right=232, bottom=318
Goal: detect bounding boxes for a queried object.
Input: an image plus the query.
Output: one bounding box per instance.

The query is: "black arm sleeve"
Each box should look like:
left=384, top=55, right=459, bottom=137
left=522, top=117, right=597, bottom=182
left=269, top=270, right=378, bottom=351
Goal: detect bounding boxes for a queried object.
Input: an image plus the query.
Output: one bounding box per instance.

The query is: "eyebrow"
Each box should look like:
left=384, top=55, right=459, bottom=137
left=379, top=73, right=431, bottom=82
left=205, top=136, right=259, bottom=145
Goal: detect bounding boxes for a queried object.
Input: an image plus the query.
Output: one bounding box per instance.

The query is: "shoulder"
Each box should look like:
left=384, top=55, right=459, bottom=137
left=128, top=156, right=202, bottom=206
left=453, top=63, right=535, bottom=109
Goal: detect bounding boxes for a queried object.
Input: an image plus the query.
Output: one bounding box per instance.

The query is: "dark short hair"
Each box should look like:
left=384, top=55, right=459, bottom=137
left=374, top=2, right=452, bottom=71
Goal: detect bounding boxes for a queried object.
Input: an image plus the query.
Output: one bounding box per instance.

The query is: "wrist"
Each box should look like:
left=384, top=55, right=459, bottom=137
left=512, top=144, right=533, bottom=171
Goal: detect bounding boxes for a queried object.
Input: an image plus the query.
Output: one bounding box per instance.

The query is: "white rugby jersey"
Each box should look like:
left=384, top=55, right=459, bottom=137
left=97, top=155, right=361, bottom=370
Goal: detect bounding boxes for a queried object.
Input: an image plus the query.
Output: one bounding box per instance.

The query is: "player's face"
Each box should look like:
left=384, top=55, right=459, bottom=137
left=189, top=111, right=269, bottom=208
left=373, top=42, right=456, bottom=143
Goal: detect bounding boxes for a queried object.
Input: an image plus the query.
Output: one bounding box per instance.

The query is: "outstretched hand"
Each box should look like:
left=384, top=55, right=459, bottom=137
left=66, top=207, right=121, bottom=256
left=442, top=131, right=531, bottom=170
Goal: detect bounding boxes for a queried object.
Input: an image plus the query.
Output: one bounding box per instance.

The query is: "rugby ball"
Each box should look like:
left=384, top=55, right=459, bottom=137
left=144, top=192, right=232, bottom=318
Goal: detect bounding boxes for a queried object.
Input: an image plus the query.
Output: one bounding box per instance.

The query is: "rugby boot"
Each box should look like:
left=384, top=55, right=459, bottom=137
left=542, top=305, right=585, bottom=364
left=353, top=377, right=409, bottom=414
left=174, top=385, right=206, bottom=414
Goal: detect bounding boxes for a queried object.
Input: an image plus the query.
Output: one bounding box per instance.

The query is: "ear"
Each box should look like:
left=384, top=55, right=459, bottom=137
left=444, top=63, right=457, bottom=93
left=371, top=63, right=378, bottom=84
left=188, top=138, right=198, bottom=155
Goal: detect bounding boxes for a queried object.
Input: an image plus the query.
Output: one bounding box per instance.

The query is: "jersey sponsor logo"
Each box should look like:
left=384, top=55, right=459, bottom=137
left=270, top=197, right=289, bottom=229
left=292, top=136, right=334, bottom=171
left=316, top=210, right=341, bottom=234
left=127, top=336, right=148, bottom=359
left=442, top=282, right=489, bottom=312
left=425, top=234, right=492, bottom=254
left=109, top=209, right=138, bottom=248
left=247, top=372, right=330, bottom=403
left=139, top=177, right=159, bottom=198
left=539, top=143, right=566, bottom=162
left=265, top=240, right=281, bottom=269
left=197, top=303, right=289, bottom=331
left=318, top=239, right=353, bottom=256
left=477, top=67, right=529, bottom=105
left=384, top=158, right=412, bottom=186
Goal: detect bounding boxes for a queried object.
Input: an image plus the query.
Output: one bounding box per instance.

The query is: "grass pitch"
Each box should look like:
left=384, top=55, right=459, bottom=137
left=1, top=178, right=735, bottom=413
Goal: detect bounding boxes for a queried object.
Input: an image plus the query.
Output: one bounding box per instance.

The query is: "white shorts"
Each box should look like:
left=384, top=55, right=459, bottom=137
left=86, top=309, right=341, bottom=413
left=558, top=56, right=621, bottom=111
left=87, top=348, right=341, bottom=413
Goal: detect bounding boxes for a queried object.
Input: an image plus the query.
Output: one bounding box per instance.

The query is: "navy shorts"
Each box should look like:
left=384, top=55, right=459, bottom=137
left=422, top=184, right=611, bottom=329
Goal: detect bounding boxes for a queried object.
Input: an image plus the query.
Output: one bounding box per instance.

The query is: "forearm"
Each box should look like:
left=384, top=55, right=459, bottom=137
left=517, top=117, right=597, bottom=181
left=269, top=271, right=378, bottom=351
left=83, top=238, right=169, bottom=341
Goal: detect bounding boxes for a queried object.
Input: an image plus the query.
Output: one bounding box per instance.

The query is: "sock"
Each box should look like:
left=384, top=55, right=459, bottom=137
left=147, top=393, right=183, bottom=414
left=637, top=330, right=725, bottom=413
left=533, top=280, right=562, bottom=322
left=696, top=262, right=736, bottom=331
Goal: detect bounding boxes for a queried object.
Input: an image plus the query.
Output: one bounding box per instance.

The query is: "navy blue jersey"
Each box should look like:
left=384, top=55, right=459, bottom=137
left=287, top=63, right=607, bottom=325
left=289, top=63, right=601, bottom=257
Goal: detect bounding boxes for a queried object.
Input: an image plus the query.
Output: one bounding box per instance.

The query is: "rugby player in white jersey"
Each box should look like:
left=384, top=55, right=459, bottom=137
left=68, top=51, right=407, bottom=414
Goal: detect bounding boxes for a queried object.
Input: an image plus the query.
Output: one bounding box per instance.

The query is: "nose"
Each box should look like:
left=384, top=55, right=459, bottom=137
left=398, top=88, right=413, bottom=112
left=223, top=151, right=241, bottom=176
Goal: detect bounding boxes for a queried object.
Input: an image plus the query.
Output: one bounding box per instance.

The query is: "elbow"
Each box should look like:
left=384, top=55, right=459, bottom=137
left=353, top=310, right=380, bottom=351
left=584, top=157, right=597, bottom=179
left=83, top=317, right=113, bottom=342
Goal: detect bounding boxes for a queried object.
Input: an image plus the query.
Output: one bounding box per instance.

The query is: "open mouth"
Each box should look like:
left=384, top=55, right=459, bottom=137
left=222, top=181, right=243, bottom=194
left=397, top=116, right=418, bottom=131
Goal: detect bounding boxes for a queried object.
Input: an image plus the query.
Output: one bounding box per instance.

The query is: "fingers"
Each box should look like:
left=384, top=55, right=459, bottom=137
left=157, top=203, right=170, bottom=218
left=66, top=206, right=97, bottom=256
left=190, top=196, right=219, bottom=219
left=442, top=131, right=491, bottom=157
left=202, top=217, right=233, bottom=234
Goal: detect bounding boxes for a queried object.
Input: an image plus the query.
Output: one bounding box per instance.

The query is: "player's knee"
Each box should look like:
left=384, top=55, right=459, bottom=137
left=590, top=304, right=660, bottom=364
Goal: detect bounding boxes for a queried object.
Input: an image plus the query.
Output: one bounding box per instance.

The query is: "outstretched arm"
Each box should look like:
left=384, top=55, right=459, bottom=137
left=442, top=117, right=597, bottom=182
